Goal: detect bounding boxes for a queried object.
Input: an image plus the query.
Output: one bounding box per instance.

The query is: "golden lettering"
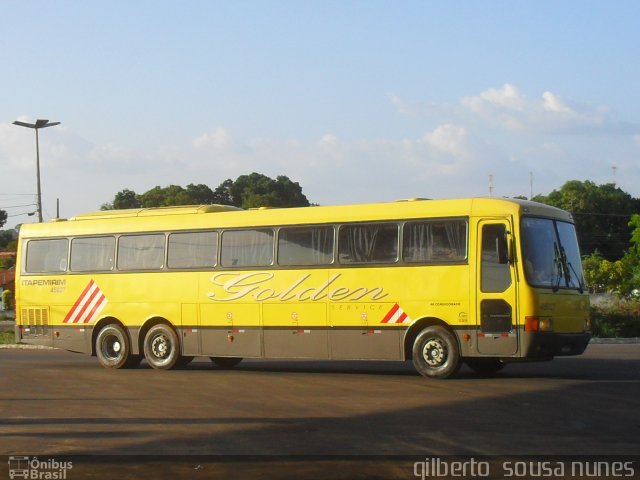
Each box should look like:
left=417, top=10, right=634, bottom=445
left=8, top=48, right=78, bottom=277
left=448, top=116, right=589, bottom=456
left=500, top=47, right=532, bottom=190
left=207, top=272, right=389, bottom=303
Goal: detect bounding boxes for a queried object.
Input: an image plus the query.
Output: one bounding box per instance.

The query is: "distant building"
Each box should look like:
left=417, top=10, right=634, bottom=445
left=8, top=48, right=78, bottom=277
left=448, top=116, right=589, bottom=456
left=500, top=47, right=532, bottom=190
left=0, top=268, right=15, bottom=290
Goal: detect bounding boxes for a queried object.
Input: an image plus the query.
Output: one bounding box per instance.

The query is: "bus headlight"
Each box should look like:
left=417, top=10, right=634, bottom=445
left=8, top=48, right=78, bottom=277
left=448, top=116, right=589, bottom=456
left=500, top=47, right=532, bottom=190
left=538, top=318, right=553, bottom=331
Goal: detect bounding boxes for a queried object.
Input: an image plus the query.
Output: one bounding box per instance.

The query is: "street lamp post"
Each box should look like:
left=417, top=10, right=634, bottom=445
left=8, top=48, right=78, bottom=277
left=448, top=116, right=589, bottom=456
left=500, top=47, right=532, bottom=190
left=13, top=119, right=61, bottom=223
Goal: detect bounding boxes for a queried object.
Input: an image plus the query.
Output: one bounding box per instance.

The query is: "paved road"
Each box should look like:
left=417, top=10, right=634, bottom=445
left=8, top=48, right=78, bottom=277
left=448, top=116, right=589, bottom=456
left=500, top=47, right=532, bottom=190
left=1, top=344, right=638, bottom=479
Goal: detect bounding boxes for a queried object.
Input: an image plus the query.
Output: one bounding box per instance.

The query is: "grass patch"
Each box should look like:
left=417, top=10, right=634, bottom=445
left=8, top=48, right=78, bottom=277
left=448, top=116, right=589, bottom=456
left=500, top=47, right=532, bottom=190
left=0, top=331, right=15, bottom=344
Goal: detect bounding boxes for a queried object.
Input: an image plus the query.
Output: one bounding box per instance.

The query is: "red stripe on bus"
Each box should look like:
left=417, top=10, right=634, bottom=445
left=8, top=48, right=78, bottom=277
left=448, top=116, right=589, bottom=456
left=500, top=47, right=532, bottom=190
left=381, top=303, right=400, bottom=323
left=63, top=280, right=96, bottom=323
left=82, top=294, right=107, bottom=324
left=72, top=285, right=102, bottom=324
left=396, top=312, right=408, bottom=323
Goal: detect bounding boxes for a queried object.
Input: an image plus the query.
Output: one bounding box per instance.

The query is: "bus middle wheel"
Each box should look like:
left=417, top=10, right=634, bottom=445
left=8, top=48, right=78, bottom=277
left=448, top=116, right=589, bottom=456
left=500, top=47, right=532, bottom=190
left=96, top=323, right=132, bottom=369
left=143, top=324, right=180, bottom=370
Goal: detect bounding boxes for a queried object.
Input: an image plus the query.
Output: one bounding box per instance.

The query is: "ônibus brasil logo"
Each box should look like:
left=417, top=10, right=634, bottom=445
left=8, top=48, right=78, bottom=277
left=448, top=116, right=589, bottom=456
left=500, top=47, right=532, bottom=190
left=8, top=456, right=73, bottom=479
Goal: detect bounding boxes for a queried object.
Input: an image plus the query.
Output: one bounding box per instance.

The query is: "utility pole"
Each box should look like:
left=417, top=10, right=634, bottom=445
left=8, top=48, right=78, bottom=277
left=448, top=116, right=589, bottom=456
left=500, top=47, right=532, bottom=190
left=13, top=119, right=61, bottom=222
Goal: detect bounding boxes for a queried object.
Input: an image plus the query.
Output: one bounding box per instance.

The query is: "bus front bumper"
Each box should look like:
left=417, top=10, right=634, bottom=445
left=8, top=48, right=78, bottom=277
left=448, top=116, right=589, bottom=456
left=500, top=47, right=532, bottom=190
left=522, top=331, right=591, bottom=358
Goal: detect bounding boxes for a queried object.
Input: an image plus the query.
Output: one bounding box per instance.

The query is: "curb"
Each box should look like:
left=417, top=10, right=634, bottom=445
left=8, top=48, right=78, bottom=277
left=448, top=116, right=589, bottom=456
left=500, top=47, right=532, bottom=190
left=0, top=344, right=57, bottom=349
left=589, top=337, right=640, bottom=344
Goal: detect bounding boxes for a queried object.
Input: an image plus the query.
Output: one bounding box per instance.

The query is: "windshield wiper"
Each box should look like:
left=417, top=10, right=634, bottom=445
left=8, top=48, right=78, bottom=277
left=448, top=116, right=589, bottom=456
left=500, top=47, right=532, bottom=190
left=561, top=246, right=585, bottom=293
left=552, top=242, right=564, bottom=292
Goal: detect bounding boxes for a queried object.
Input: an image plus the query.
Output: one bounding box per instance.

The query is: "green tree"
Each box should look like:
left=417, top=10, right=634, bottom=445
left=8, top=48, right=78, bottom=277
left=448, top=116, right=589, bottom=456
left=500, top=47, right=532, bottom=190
left=101, top=189, right=141, bottom=210
left=622, top=214, right=640, bottom=294
left=0, top=209, right=6, bottom=228
left=185, top=184, right=216, bottom=204
left=534, top=180, right=640, bottom=260
left=2, top=289, right=13, bottom=310
left=225, top=173, right=310, bottom=208
left=139, top=185, right=192, bottom=207
left=102, top=173, right=311, bottom=212
left=0, top=230, right=16, bottom=249
left=582, top=252, right=632, bottom=294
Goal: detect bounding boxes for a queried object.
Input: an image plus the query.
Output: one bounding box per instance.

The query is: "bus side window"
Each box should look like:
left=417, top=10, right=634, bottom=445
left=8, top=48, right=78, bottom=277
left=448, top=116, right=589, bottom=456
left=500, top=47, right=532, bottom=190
left=117, top=234, right=165, bottom=270
left=220, top=229, right=274, bottom=268
left=403, top=219, right=467, bottom=263
left=278, top=226, right=334, bottom=266
left=167, top=231, right=218, bottom=268
left=70, top=236, right=115, bottom=272
left=25, top=239, right=69, bottom=273
left=481, top=224, right=511, bottom=293
left=338, top=223, right=398, bottom=264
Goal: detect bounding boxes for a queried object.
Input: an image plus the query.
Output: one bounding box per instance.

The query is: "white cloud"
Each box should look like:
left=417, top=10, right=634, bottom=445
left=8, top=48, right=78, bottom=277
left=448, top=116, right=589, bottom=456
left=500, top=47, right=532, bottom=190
left=542, top=91, right=572, bottom=114
left=394, top=84, right=638, bottom=136
left=319, top=133, right=339, bottom=146
left=423, top=124, right=468, bottom=158
left=389, top=93, right=450, bottom=117
left=192, top=128, right=233, bottom=150
left=474, top=83, right=526, bottom=111
left=460, top=83, right=636, bottom=135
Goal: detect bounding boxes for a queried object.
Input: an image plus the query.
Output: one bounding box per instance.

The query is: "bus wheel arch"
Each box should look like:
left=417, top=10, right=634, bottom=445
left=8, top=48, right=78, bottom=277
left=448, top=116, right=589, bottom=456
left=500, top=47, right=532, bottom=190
left=93, top=318, right=139, bottom=369
left=140, top=317, right=181, bottom=370
left=403, top=317, right=456, bottom=360
left=404, top=318, right=462, bottom=379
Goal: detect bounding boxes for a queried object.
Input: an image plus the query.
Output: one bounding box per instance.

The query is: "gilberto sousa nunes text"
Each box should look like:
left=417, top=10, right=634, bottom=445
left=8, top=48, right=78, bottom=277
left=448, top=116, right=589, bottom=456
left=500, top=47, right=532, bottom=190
left=413, top=457, right=637, bottom=479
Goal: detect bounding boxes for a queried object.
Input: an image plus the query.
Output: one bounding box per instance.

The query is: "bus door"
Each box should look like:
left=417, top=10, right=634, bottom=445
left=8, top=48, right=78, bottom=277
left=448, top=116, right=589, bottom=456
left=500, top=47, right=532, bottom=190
left=476, top=219, right=518, bottom=355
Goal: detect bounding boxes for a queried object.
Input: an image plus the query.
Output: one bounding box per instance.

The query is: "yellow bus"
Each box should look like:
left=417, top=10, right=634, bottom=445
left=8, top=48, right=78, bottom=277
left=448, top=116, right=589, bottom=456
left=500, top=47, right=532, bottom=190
left=14, top=198, right=591, bottom=379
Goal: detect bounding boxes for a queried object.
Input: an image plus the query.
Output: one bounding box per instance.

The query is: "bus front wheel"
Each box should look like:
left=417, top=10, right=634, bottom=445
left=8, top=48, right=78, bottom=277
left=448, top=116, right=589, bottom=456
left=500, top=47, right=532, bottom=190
left=96, top=324, right=132, bottom=369
left=143, top=324, right=180, bottom=370
left=412, top=325, right=461, bottom=379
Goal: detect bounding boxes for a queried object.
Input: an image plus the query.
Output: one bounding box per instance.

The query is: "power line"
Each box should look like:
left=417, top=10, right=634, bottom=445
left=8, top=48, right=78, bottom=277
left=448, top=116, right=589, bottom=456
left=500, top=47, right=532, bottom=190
left=0, top=203, right=38, bottom=209
left=7, top=211, right=36, bottom=218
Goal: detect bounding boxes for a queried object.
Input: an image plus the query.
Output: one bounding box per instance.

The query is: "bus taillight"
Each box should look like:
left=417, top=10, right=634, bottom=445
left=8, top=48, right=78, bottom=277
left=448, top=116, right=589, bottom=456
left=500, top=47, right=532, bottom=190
left=525, top=316, right=553, bottom=332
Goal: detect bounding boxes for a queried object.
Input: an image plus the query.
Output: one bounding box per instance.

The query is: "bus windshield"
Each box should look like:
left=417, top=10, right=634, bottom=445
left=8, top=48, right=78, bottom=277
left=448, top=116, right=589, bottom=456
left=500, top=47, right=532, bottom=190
left=521, top=217, right=585, bottom=291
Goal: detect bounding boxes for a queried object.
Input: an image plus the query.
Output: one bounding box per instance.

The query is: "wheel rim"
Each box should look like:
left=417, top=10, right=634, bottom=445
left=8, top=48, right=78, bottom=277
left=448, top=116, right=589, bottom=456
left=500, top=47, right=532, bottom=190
left=422, top=337, right=447, bottom=367
left=150, top=333, right=172, bottom=360
left=101, top=333, right=123, bottom=361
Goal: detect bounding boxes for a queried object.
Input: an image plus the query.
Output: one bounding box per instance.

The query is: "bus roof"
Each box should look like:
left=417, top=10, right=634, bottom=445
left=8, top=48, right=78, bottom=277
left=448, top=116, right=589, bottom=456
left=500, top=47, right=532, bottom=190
left=18, top=197, right=572, bottom=238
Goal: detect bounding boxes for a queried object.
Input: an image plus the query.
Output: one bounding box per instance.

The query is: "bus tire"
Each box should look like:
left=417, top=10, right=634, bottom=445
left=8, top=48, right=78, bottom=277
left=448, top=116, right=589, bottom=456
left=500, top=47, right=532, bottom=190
left=143, top=324, right=180, bottom=370
left=412, top=325, right=461, bottom=379
left=211, top=357, right=243, bottom=369
left=96, top=324, right=132, bottom=369
left=465, top=358, right=505, bottom=375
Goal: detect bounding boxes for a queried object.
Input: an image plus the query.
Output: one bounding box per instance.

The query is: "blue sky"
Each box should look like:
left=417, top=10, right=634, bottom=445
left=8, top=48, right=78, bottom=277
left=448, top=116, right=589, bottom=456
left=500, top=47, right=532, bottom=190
left=1, top=1, right=639, bottom=227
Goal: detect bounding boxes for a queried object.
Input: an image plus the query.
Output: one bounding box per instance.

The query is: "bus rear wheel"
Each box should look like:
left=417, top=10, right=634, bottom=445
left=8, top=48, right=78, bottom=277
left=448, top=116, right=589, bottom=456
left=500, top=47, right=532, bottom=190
left=465, top=358, right=505, bottom=375
left=211, top=357, right=243, bottom=369
left=96, top=324, right=132, bottom=369
left=143, top=324, right=180, bottom=370
left=412, top=325, right=461, bottom=379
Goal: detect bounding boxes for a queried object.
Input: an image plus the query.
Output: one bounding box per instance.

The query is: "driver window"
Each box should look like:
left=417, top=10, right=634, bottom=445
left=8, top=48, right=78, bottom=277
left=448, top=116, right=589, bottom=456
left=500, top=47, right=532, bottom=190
left=481, top=224, right=511, bottom=293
